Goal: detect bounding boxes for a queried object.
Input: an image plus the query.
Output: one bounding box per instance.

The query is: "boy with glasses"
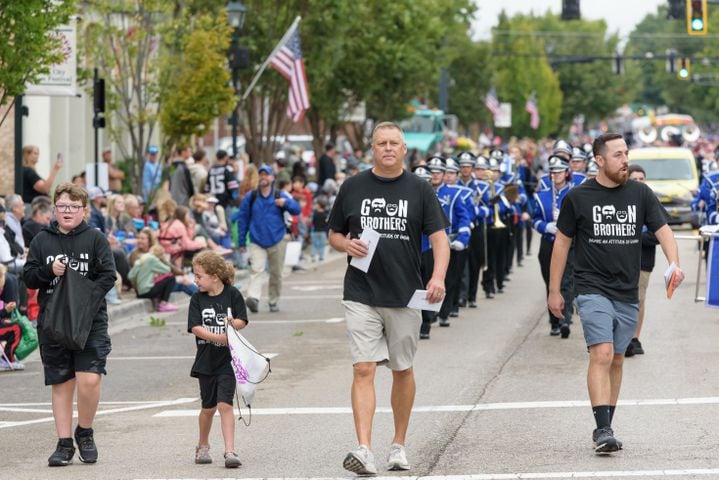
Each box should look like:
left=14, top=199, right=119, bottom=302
left=23, top=183, right=116, bottom=466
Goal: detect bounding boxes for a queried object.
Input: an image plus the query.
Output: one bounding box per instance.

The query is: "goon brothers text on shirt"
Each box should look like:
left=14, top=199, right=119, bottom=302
left=589, top=204, right=639, bottom=244
left=360, top=197, right=410, bottom=241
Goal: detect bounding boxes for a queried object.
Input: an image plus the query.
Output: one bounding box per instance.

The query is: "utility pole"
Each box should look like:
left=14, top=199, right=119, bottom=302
left=13, top=95, right=28, bottom=196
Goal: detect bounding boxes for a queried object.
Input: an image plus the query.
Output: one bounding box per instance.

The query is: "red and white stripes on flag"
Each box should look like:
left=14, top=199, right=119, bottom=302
left=269, top=27, right=310, bottom=123
left=484, top=87, right=501, bottom=118
left=525, top=92, right=540, bottom=130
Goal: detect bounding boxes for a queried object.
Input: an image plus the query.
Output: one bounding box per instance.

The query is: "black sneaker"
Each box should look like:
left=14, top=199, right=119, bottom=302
left=419, top=332, right=430, bottom=340
left=245, top=297, right=259, bottom=313
left=75, top=426, right=98, bottom=463
left=593, top=426, right=621, bottom=454
left=439, top=317, right=450, bottom=327
left=550, top=324, right=561, bottom=336
left=632, top=338, right=644, bottom=355
left=458, top=299, right=467, bottom=308
left=468, top=301, right=477, bottom=308
left=449, top=310, right=459, bottom=318
left=625, top=342, right=635, bottom=357
left=560, top=323, right=570, bottom=339
left=48, top=438, right=75, bottom=467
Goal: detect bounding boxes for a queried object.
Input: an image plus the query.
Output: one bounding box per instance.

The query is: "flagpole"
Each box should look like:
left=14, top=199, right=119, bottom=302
left=241, top=16, right=301, bottom=102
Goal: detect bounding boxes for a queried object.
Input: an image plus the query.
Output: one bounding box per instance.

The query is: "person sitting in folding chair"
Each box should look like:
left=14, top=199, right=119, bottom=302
left=0, top=263, right=23, bottom=370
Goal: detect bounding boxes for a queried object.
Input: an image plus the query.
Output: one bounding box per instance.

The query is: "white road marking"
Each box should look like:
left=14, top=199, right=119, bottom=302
left=0, top=397, right=198, bottom=429
left=0, top=400, right=200, bottom=407
left=0, top=407, right=54, bottom=414
left=133, top=469, right=719, bottom=480
left=152, top=395, right=719, bottom=418
left=291, top=285, right=342, bottom=291
left=280, top=294, right=343, bottom=300
left=106, top=353, right=278, bottom=361
left=164, top=317, right=345, bottom=326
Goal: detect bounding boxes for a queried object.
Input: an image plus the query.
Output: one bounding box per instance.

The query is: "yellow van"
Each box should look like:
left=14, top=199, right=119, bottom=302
left=628, top=147, right=700, bottom=228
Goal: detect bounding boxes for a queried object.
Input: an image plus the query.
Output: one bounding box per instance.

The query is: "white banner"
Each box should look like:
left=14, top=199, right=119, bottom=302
left=494, top=102, right=512, bottom=128
left=25, top=20, right=77, bottom=97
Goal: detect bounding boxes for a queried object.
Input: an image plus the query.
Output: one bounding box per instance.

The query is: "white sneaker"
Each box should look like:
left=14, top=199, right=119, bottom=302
left=387, top=443, right=410, bottom=471
left=343, top=445, right=377, bottom=476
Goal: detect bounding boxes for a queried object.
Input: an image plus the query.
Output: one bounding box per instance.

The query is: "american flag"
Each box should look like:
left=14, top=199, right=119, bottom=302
left=270, top=27, right=310, bottom=123
left=484, top=87, right=501, bottom=118
left=525, top=92, right=540, bottom=130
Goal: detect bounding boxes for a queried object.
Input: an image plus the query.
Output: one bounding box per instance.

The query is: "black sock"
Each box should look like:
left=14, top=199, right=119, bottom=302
left=59, top=437, right=73, bottom=447
left=75, top=426, right=93, bottom=435
left=609, top=405, right=616, bottom=424
left=593, top=405, right=611, bottom=429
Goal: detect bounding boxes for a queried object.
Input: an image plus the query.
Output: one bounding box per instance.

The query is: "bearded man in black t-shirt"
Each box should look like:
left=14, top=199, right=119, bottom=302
left=328, top=122, right=449, bottom=475
left=548, top=132, right=685, bottom=454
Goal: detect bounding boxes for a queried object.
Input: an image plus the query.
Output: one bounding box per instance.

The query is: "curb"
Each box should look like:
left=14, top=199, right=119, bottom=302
left=107, top=269, right=250, bottom=322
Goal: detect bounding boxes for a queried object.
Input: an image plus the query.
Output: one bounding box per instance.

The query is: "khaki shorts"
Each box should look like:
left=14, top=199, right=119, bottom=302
left=638, top=270, right=651, bottom=303
left=343, top=301, right=421, bottom=371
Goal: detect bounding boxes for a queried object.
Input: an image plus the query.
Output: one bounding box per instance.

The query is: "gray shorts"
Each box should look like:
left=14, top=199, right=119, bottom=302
left=576, top=294, right=639, bottom=353
left=343, top=301, right=421, bottom=371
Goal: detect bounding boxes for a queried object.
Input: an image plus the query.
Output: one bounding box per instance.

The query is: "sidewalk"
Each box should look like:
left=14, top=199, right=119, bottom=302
left=105, top=248, right=345, bottom=334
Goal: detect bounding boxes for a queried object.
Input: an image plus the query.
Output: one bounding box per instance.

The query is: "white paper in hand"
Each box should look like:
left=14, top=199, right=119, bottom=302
left=349, top=228, right=380, bottom=273
left=407, top=289, right=442, bottom=312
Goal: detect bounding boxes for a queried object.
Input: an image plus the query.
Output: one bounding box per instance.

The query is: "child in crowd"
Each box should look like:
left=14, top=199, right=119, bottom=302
left=188, top=250, right=247, bottom=469
left=311, top=195, right=329, bottom=262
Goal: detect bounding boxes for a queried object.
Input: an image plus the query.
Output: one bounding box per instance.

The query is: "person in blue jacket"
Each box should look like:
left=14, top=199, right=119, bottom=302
left=531, top=155, right=574, bottom=337
left=233, top=164, right=300, bottom=313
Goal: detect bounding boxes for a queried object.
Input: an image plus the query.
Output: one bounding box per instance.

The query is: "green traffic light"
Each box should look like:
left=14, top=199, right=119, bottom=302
left=679, top=68, right=689, bottom=78
left=692, top=18, right=704, bottom=31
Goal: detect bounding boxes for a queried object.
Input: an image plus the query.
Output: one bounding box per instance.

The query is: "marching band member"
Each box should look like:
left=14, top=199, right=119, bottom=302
left=426, top=157, right=471, bottom=327
left=532, top=155, right=574, bottom=337
left=458, top=153, right=489, bottom=308
left=480, top=156, right=512, bottom=299
left=569, top=147, right=588, bottom=187
left=538, top=139, right=573, bottom=192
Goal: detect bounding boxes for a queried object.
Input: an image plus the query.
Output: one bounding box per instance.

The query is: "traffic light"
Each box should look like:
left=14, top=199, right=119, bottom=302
left=668, top=0, right=685, bottom=19
left=686, top=0, right=708, bottom=35
left=561, top=0, right=580, bottom=20
left=678, top=57, right=691, bottom=80
left=93, top=77, right=105, bottom=114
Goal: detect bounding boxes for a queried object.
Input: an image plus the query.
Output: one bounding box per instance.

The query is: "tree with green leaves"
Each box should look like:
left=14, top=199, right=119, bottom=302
left=488, top=13, right=562, bottom=138
left=235, top=0, right=474, bottom=162
left=81, top=0, right=238, bottom=194
left=159, top=14, right=235, bottom=150
left=0, top=0, right=77, bottom=128
left=494, top=11, right=636, bottom=133
left=625, top=3, right=719, bottom=125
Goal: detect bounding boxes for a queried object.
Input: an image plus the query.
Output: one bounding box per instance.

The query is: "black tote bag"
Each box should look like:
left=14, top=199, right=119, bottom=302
left=41, top=266, right=105, bottom=351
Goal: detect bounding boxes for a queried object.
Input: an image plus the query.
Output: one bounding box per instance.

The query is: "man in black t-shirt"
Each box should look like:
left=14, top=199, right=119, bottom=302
left=549, top=133, right=685, bottom=454
left=328, top=122, right=449, bottom=475
left=204, top=149, right=240, bottom=209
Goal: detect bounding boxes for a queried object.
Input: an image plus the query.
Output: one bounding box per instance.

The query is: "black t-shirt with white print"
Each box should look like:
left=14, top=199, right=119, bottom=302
left=187, top=285, right=247, bottom=377
left=328, top=169, right=449, bottom=308
left=556, top=178, right=668, bottom=303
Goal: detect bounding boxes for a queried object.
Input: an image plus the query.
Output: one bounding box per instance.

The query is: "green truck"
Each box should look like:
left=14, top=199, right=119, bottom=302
left=398, top=108, right=458, bottom=155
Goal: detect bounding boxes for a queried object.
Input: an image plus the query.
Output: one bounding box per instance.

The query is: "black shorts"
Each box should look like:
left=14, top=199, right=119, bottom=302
left=39, top=326, right=112, bottom=386
left=198, top=373, right=236, bottom=409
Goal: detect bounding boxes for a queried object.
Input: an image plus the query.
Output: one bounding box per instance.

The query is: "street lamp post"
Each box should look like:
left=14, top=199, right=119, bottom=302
left=227, top=1, right=248, bottom=160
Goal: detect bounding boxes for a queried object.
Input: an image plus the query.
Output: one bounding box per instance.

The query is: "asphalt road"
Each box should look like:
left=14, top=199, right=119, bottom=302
left=2, top=231, right=718, bottom=480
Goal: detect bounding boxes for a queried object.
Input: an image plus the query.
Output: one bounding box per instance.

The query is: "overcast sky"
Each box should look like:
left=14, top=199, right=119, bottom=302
left=472, top=0, right=668, bottom=40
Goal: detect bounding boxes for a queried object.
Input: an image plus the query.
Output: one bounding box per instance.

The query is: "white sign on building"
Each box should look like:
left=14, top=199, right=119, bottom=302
left=494, top=103, right=512, bottom=128
left=25, top=20, right=78, bottom=97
